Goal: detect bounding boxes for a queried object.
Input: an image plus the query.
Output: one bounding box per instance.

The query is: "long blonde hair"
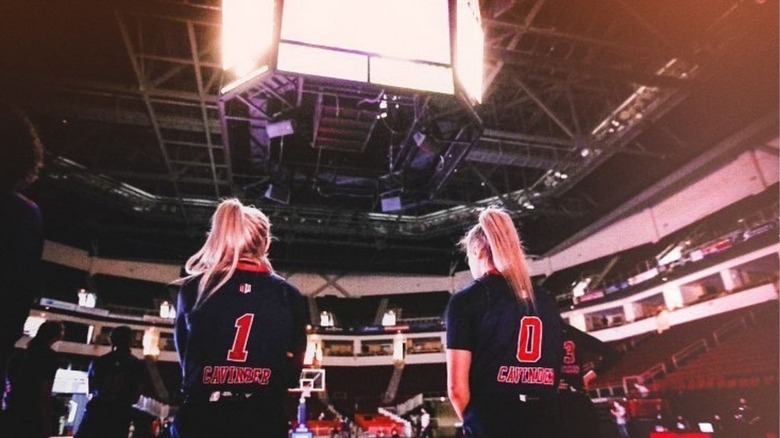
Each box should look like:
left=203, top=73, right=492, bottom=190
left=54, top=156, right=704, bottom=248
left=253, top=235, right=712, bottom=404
left=177, top=198, right=273, bottom=306
left=460, top=208, right=535, bottom=305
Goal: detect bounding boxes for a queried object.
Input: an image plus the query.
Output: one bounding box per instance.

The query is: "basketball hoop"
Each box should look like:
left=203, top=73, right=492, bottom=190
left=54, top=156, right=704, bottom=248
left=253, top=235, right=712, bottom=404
left=289, top=369, right=326, bottom=438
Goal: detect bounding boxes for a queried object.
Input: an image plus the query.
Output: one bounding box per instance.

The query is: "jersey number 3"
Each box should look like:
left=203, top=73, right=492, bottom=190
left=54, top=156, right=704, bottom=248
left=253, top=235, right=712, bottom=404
left=227, top=313, right=255, bottom=362
left=563, top=340, right=576, bottom=364
left=516, top=316, right=543, bottom=363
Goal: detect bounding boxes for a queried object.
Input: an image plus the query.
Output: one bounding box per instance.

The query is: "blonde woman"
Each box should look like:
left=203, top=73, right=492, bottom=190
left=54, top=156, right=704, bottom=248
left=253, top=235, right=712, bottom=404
left=172, top=199, right=306, bottom=438
left=446, top=208, right=564, bottom=438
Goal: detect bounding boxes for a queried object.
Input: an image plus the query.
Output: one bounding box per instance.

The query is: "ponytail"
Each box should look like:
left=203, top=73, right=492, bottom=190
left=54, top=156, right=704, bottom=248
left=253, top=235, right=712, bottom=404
left=174, top=198, right=273, bottom=306
left=462, top=208, right=535, bottom=306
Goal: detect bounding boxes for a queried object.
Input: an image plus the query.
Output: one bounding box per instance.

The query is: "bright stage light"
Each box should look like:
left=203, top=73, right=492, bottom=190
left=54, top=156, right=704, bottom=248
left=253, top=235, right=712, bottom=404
left=222, top=0, right=275, bottom=73
left=456, top=0, right=484, bottom=103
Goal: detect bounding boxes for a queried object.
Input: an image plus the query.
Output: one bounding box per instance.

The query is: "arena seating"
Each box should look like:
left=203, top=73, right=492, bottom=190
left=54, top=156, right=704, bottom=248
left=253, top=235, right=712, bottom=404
left=657, top=304, right=778, bottom=393
left=325, top=365, right=394, bottom=415
left=394, top=363, right=447, bottom=402
left=354, top=413, right=405, bottom=436
left=593, top=302, right=777, bottom=389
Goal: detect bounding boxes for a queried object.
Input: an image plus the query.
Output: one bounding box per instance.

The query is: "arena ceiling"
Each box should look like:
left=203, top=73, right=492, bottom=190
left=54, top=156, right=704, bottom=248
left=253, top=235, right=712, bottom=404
left=1, top=0, right=777, bottom=274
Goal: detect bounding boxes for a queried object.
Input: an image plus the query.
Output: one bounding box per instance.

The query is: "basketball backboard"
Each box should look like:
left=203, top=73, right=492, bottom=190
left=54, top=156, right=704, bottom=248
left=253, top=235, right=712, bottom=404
left=290, top=368, right=325, bottom=393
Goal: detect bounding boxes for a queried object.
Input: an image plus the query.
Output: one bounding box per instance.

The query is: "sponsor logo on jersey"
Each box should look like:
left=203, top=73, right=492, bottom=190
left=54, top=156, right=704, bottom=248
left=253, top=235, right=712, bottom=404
left=239, top=283, right=252, bottom=294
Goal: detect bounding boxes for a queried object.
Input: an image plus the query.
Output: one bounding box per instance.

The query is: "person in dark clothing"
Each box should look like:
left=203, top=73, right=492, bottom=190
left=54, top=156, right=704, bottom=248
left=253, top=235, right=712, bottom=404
left=171, top=199, right=307, bottom=438
left=446, top=208, right=564, bottom=438
left=76, top=325, right=145, bottom=438
left=557, top=324, right=622, bottom=438
left=0, top=106, right=45, bottom=421
left=4, top=320, right=65, bottom=438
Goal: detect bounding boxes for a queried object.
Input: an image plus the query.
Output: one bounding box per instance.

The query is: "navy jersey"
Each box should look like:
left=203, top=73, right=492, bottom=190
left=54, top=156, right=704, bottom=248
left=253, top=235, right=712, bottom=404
left=446, top=274, right=563, bottom=398
left=560, top=324, right=621, bottom=391
left=175, top=264, right=307, bottom=400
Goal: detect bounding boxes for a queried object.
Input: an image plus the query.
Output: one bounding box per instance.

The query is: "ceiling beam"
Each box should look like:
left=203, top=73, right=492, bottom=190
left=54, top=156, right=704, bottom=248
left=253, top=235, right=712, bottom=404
left=486, top=47, right=692, bottom=89
left=482, top=0, right=547, bottom=100
left=514, top=78, right=576, bottom=138
left=187, top=20, right=222, bottom=197
left=116, top=11, right=190, bottom=224
left=485, top=19, right=676, bottom=58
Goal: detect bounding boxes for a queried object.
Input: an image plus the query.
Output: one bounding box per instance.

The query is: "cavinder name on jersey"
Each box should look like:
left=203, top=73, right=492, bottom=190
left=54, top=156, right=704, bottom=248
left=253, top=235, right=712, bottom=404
left=496, top=365, right=556, bottom=386
left=201, top=365, right=272, bottom=386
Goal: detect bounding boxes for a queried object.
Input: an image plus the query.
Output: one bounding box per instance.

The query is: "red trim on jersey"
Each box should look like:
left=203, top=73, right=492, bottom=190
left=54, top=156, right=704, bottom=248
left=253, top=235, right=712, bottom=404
left=236, top=262, right=271, bottom=274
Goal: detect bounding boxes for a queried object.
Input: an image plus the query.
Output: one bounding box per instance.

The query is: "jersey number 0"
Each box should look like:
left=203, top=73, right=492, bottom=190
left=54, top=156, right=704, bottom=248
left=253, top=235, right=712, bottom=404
left=516, top=316, right=543, bottom=363
left=227, top=313, right=255, bottom=362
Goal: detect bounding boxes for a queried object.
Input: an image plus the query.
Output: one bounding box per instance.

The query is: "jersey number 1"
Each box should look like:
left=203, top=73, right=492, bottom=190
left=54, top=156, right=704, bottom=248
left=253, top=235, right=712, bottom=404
left=516, top=316, right=543, bottom=363
left=227, top=313, right=255, bottom=362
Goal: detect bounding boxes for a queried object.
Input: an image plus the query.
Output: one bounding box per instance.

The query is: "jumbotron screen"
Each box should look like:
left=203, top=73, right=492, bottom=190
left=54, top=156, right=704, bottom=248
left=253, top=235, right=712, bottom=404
left=281, top=0, right=451, bottom=65
left=222, top=0, right=483, bottom=100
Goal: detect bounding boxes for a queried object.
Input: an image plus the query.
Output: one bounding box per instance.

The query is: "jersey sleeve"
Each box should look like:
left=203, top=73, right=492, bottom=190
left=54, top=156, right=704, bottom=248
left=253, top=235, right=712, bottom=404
left=174, top=280, right=197, bottom=369
left=445, top=290, right=475, bottom=351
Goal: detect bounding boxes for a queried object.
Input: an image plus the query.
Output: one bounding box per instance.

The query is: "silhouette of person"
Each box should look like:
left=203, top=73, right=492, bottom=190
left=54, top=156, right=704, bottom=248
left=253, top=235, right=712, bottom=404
left=4, top=320, right=65, bottom=438
left=76, top=326, right=145, bottom=438
left=0, top=105, right=46, bottom=418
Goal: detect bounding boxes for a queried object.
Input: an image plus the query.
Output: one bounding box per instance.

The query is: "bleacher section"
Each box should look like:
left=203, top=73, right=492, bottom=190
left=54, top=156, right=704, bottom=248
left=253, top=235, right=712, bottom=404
left=657, top=304, right=778, bottom=393
left=592, top=302, right=777, bottom=390
left=354, top=413, right=405, bottom=436
left=394, top=364, right=447, bottom=402
left=547, top=192, right=778, bottom=309
left=325, top=365, right=394, bottom=415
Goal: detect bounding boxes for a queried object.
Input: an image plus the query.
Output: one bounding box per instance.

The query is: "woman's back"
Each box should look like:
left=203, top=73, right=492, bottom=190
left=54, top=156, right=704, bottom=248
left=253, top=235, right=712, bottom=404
left=447, top=275, right=563, bottom=399
left=178, top=266, right=306, bottom=400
